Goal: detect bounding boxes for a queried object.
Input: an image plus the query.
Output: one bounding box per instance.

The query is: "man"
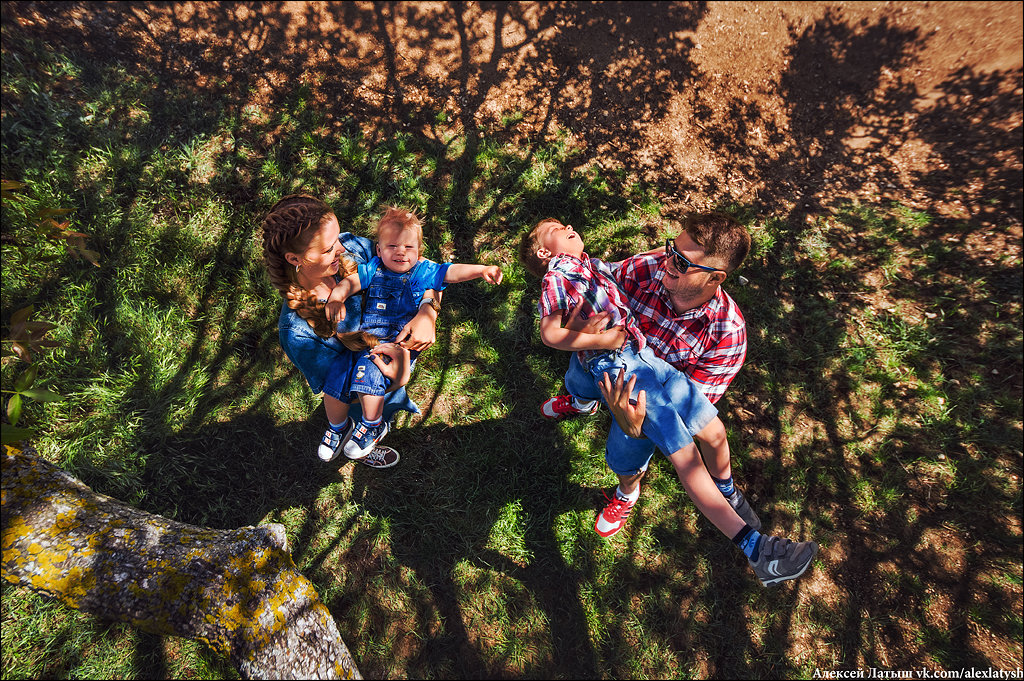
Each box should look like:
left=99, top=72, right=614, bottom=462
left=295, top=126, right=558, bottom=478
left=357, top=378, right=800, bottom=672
left=543, top=212, right=817, bottom=586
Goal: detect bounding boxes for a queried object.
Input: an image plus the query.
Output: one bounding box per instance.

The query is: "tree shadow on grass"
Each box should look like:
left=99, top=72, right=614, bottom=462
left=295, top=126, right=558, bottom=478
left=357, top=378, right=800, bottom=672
left=2, top=1, right=1021, bottom=678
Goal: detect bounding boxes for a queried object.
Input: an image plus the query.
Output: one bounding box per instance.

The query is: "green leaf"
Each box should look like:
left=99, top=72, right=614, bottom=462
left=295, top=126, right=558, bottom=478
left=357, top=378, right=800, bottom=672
left=13, top=364, right=38, bottom=391
left=7, top=393, right=22, bottom=425
left=1, top=423, right=35, bottom=446
left=20, top=388, right=63, bottom=402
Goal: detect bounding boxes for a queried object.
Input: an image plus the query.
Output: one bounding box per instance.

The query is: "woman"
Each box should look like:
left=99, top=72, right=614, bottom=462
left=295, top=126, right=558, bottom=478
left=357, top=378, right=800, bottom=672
left=261, top=194, right=441, bottom=468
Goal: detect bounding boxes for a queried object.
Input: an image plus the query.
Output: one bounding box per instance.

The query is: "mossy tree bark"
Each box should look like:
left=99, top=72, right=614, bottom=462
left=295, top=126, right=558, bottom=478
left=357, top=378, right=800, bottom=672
left=1, top=445, right=360, bottom=680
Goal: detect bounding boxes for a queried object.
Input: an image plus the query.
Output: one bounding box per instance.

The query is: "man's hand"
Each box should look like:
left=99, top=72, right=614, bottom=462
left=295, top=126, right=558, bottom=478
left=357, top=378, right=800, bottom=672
left=599, top=368, right=646, bottom=439
left=563, top=305, right=626, bottom=350
left=563, top=304, right=610, bottom=334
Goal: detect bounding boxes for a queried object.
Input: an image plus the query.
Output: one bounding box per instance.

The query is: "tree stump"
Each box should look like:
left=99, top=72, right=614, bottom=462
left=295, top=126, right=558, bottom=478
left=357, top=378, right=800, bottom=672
left=1, top=444, right=361, bottom=680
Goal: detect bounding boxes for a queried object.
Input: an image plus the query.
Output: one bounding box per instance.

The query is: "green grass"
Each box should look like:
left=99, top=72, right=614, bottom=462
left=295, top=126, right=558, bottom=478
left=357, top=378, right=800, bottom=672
left=3, top=18, right=1023, bottom=681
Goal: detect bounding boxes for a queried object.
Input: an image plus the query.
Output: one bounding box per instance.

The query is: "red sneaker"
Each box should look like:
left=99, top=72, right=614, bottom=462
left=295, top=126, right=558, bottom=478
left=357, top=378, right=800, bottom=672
left=594, top=490, right=636, bottom=538
left=541, top=395, right=599, bottom=420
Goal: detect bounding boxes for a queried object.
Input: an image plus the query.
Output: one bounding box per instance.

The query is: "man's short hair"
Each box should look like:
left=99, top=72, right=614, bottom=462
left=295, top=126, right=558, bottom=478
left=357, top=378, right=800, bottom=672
left=681, top=212, right=751, bottom=273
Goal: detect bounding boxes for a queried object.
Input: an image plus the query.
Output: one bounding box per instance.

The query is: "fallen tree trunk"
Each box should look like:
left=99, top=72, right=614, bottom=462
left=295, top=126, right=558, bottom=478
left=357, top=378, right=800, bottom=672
left=1, top=444, right=361, bottom=680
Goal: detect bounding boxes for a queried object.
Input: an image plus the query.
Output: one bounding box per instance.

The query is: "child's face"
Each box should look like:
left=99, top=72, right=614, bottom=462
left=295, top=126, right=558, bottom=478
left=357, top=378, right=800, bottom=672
left=536, top=219, right=585, bottom=260
left=377, top=223, right=421, bottom=274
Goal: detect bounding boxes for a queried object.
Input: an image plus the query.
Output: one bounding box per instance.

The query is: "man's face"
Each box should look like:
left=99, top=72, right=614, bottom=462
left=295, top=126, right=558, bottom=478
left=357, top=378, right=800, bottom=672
left=659, top=231, right=721, bottom=301
left=536, top=219, right=585, bottom=259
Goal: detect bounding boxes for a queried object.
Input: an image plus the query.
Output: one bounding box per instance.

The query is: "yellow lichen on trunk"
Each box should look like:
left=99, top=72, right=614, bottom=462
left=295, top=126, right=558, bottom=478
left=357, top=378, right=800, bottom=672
left=1, top=445, right=361, bottom=680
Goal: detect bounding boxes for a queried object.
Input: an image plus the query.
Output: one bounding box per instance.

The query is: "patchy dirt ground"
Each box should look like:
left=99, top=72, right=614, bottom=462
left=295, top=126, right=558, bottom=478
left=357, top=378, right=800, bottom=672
left=4, top=1, right=1023, bottom=674
left=7, top=1, right=1023, bottom=231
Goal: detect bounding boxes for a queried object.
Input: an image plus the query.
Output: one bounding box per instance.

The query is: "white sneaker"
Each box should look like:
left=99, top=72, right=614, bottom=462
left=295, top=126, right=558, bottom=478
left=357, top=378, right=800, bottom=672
left=317, top=419, right=354, bottom=462
left=343, top=420, right=390, bottom=460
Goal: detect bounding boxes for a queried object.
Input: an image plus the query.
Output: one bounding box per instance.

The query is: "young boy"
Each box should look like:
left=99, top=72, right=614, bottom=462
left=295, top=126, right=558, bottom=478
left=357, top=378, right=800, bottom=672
left=521, top=218, right=817, bottom=586
left=326, top=206, right=502, bottom=459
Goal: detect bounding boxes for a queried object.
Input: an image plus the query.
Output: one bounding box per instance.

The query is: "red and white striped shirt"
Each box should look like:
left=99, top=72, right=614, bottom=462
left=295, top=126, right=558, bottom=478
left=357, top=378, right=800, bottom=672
left=613, top=252, right=746, bottom=403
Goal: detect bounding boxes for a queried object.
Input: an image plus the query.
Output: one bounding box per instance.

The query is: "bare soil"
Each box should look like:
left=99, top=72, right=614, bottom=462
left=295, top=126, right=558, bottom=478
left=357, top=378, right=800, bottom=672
left=4, top=0, right=1023, bottom=674
left=8, top=1, right=1022, bottom=229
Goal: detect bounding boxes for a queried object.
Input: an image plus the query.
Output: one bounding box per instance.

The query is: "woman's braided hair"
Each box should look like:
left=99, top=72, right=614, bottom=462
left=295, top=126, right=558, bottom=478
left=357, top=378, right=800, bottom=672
left=261, top=194, right=357, bottom=339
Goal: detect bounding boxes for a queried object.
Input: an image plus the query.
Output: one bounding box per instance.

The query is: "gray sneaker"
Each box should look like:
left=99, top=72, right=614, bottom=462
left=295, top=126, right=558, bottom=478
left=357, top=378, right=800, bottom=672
left=359, top=445, right=400, bottom=469
left=748, top=535, right=818, bottom=587
left=726, top=488, right=761, bottom=531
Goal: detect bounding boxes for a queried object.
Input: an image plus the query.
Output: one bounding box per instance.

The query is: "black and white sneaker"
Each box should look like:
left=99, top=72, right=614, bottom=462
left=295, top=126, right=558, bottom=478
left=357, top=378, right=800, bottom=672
left=725, top=487, right=762, bottom=531
left=359, top=445, right=400, bottom=469
left=748, top=535, right=818, bottom=587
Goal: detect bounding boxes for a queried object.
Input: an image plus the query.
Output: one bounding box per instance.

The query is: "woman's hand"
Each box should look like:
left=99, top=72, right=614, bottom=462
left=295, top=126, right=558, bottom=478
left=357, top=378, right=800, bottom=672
left=369, top=343, right=413, bottom=389
left=599, top=368, right=647, bottom=439
left=396, top=307, right=437, bottom=352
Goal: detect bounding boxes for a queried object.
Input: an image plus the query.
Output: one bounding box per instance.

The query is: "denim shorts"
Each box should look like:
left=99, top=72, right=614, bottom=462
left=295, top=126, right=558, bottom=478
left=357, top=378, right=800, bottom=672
left=563, top=346, right=718, bottom=476
left=349, top=349, right=419, bottom=398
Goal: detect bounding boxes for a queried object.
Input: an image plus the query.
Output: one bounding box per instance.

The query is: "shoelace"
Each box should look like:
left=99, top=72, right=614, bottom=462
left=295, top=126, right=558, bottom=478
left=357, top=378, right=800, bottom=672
left=602, top=490, right=633, bottom=519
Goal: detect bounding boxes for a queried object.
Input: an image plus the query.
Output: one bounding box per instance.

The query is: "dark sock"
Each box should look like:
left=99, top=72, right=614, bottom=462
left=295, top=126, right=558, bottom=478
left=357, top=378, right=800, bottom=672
left=712, top=474, right=735, bottom=497
left=732, top=524, right=762, bottom=561
left=328, top=419, right=347, bottom=432
left=361, top=416, right=382, bottom=429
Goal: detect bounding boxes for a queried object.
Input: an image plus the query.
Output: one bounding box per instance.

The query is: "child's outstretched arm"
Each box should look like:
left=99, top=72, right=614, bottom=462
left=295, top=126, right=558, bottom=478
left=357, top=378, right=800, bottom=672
left=539, top=308, right=626, bottom=351
left=325, top=272, right=363, bottom=325
left=444, top=264, right=503, bottom=284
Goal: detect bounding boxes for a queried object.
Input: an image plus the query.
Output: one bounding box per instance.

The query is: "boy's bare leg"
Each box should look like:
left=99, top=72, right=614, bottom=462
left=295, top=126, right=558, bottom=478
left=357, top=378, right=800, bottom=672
left=323, top=395, right=351, bottom=425
left=694, top=417, right=731, bottom=480
left=359, top=394, right=385, bottom=423
left=666, top=444, right=745, bottom=538
left=616, top=469, right=646, bottom=497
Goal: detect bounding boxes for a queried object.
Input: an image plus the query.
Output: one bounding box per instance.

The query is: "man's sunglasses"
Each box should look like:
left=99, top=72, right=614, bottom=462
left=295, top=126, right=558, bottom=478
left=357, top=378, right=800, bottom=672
left=665, top=239, right=726, bottom=274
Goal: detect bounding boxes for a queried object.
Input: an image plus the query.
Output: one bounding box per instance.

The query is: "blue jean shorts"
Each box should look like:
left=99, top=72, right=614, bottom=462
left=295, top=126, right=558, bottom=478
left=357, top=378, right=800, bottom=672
left=563, top=345, right=718, bottom=476
left=349, top=349, right=419, bottom=398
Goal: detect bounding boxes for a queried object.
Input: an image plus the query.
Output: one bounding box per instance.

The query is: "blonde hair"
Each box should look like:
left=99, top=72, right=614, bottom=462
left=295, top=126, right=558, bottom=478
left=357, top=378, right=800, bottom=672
left=375, top=206, right=423, bottom=253
left=261, top=194, right=357, bottom=339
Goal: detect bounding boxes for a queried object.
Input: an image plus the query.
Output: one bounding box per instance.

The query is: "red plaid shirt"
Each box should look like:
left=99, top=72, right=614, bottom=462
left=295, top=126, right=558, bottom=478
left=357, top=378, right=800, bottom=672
left=538, top=253, right=647, bottom=360
left=613, top=252, right=746, bottom=403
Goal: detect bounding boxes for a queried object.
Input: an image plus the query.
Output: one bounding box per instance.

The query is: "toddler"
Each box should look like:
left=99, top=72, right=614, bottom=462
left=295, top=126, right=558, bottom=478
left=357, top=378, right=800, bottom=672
left=327, top=207, right=502, bottom=459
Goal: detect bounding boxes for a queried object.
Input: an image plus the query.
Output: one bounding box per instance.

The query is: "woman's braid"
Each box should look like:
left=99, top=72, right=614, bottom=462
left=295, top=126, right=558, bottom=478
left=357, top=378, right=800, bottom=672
left=261, top=194, right=352, bottom=339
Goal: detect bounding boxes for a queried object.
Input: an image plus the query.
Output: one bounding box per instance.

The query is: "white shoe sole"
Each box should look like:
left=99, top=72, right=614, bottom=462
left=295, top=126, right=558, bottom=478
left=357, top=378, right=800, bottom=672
left=318, top=421, right=355, bottom=463
left=344, top=422, right=390, bottom=460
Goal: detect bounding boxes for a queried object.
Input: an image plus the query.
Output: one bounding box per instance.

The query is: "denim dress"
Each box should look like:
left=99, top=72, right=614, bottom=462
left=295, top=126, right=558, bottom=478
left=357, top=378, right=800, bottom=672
left=277, top=232, right=419, bottom=422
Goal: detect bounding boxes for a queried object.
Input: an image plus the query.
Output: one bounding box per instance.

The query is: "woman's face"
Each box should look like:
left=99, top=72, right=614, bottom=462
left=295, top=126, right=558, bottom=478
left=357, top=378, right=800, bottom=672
left=289, top=214, right=343, bottom=278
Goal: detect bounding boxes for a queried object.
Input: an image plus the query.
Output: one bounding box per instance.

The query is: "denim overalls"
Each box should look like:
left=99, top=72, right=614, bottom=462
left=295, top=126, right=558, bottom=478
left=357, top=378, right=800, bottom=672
left=349, top=259, right=447, bottom=398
